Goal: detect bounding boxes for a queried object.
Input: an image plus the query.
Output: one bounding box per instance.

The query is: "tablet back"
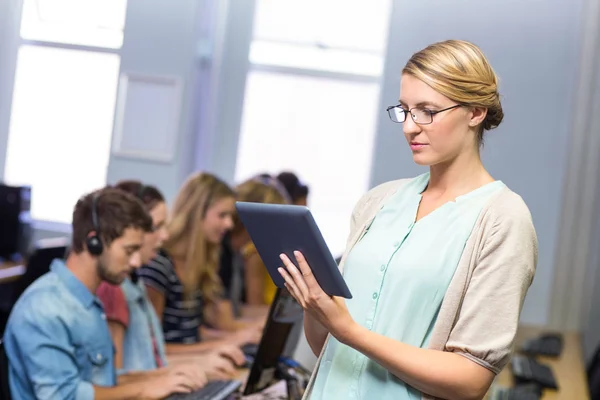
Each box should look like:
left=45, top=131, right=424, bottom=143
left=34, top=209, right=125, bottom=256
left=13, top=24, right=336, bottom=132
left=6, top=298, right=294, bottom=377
left=235, top=202, right=352, bottom=299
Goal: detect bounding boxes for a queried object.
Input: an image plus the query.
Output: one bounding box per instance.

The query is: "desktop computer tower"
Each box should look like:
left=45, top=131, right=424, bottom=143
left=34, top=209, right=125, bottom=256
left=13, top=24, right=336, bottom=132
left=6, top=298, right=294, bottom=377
left=0, top=184, right=33, bottom=261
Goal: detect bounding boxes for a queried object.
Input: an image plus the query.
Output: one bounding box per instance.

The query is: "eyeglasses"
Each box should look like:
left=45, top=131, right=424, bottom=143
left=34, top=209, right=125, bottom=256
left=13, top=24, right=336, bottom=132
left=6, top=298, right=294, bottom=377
left=386, top=104, right=462, bottom=125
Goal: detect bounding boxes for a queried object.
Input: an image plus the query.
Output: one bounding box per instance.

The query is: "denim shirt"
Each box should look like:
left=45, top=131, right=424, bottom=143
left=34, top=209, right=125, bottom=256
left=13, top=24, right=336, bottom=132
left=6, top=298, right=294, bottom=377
left=3, top=259, right=115, bottom=400
left=119, top=277, right=167, bottom=374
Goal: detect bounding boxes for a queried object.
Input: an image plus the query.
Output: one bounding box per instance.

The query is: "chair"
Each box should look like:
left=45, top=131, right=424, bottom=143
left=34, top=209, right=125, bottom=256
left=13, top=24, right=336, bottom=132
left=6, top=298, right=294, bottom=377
left=0, top=339, right=12, bottom=400
left=11, top=237, right=69, bottom=306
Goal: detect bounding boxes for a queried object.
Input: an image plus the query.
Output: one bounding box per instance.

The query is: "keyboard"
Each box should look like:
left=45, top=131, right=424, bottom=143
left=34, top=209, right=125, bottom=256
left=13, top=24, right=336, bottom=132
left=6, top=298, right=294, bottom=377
left=520, top=334, right=563, bottom=357
left=166, top=380, right=242, bottom=400
left=490, top=384, right=541, bottom=400
left=511, top=355, right=558, bottom=389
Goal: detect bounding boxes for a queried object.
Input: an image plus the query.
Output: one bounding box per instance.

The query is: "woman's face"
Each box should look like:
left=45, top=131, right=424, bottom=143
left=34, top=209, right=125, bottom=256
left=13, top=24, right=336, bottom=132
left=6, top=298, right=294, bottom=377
left=140, top=201, right=169, bottom=264
left=202, top=196, right=235, bottom=244
left=399, top=74, right=485, bottom=166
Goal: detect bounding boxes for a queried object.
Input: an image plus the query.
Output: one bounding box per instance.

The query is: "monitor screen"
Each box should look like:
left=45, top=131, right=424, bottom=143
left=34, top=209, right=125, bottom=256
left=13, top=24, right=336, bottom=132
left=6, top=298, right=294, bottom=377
left=243, top=288, right=304, bottom=395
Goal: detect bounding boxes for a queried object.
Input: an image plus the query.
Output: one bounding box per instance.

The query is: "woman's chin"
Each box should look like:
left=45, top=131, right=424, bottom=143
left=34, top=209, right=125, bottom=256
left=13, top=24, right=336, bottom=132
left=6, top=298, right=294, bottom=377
left=412, top=153, right=436, bottom=166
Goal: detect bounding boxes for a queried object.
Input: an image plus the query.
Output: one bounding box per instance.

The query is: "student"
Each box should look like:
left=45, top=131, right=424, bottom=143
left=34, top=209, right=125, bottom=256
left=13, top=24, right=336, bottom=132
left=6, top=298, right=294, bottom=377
left=229, top=178, right=288, bottom=306
left=97, top=181, right=244, bottom=381
left=279, top=40, right=538, bottom=400
left=139, top=172, right=261, bottom=355
left=3, top=187, right=205, bottom=400
left=276, top=171, right=309, bottom=206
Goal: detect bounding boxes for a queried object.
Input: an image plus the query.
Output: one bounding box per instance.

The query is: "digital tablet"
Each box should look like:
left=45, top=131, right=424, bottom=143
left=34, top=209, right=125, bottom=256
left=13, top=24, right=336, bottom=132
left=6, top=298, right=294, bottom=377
left=235, top=201, right=352, bottom=299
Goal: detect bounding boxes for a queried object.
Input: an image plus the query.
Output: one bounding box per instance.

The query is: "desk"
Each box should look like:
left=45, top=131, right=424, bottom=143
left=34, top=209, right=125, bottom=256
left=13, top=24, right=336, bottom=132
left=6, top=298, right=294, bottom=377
left=489, top=324, right=590, bottom=399
left=0, top=262, right=25, bottom=284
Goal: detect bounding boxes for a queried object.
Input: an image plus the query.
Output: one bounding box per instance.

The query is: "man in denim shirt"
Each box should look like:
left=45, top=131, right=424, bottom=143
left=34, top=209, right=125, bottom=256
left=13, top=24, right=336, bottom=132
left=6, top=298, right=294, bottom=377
left=3, top=188, right=205, bottom=400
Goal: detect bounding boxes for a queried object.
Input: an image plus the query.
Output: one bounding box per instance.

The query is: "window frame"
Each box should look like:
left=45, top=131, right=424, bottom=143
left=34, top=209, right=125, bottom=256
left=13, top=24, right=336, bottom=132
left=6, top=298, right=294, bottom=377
left=1, top=0, right=126, bottom=231
left=232, top=0, right=391, bottom=255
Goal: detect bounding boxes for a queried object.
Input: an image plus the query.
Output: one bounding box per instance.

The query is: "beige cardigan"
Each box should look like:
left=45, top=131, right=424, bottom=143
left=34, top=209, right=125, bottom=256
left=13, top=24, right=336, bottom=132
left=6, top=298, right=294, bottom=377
left=302, top=179, right=538, bottom=400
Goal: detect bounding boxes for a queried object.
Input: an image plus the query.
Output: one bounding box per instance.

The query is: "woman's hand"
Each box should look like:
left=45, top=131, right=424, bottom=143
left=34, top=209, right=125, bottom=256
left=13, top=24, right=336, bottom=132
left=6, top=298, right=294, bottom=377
left=278, top=251, right=356, bottom=343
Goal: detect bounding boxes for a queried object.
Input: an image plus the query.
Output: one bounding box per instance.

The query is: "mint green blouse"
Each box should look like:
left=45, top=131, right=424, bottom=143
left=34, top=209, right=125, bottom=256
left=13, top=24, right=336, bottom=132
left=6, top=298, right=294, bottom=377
left=311, top=173, right=505, bottom=400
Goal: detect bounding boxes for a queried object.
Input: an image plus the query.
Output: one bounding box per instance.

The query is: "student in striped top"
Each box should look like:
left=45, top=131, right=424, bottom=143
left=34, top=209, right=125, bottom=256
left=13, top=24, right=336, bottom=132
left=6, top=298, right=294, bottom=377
left=139, top=172, right=262, bottom=356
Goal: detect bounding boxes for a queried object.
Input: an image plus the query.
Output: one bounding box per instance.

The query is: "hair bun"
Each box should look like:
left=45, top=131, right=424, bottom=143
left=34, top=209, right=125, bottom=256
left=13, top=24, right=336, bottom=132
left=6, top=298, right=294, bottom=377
left=483, top=93, right=503, bottom=131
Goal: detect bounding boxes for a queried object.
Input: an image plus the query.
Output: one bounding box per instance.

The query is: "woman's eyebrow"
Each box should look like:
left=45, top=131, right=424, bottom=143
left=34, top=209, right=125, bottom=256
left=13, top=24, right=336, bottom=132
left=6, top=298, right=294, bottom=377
left=400, top=100, right=441, bottom=108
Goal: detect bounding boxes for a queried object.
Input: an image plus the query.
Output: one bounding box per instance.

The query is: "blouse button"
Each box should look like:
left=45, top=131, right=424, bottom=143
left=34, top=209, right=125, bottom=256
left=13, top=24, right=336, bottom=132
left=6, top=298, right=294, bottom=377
left=372, top=292, right=378, bottom=300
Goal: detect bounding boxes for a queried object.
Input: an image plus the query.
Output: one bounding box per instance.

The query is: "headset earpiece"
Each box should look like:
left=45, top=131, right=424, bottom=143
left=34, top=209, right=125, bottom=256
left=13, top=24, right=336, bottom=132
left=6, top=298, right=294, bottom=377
left=86, top=193, right=104, bottom=256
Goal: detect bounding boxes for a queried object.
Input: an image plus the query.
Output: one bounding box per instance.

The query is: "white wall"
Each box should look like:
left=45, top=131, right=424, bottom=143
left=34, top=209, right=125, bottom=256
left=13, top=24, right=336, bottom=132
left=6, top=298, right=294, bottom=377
left=193, top=0, right=255, bottom=183
left=579, top=37, right=600, bottom=362
left=370, top=0, right=584, bottom=325
left=105, top=0, right=206, bottom=204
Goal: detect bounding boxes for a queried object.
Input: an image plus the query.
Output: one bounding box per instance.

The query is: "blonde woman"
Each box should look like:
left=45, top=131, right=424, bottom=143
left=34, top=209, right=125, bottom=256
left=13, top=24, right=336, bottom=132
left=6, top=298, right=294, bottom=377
left=229, top=177, right=289, bottom=306
left=139, top=172, right=260, bottom=356
left=279, top=40, right=538, bottom=400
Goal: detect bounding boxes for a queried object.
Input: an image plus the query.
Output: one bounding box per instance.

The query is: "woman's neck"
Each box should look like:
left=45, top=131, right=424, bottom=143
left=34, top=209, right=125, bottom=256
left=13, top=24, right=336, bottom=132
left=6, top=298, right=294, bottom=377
left=229, top=231, right=250, bottom=252
left=426, top=148, right=493, bottom=197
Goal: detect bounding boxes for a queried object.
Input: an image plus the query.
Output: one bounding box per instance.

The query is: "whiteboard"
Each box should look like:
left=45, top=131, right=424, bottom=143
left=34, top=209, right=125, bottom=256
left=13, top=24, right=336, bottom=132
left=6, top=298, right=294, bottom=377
left=112, top=72, right=182, bottom=163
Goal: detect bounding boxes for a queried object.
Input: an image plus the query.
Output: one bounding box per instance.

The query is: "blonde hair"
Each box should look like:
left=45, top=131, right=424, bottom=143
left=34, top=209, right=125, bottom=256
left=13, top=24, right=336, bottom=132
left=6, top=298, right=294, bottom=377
left=232, top=179, right=288, bottom=234
left=403, top=39, right=503, bottom=141
left=164, top=172, right=234, bottom=304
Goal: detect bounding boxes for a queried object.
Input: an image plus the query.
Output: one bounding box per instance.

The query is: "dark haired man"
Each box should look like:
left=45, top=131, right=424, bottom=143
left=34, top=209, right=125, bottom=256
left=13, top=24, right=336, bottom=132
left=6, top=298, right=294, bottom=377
left=3, top=188, right=205, bottom=399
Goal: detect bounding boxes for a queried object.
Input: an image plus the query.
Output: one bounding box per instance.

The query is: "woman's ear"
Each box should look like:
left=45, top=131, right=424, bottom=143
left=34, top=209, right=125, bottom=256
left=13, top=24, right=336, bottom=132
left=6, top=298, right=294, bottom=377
left=469, top=107, right=488, bottom=127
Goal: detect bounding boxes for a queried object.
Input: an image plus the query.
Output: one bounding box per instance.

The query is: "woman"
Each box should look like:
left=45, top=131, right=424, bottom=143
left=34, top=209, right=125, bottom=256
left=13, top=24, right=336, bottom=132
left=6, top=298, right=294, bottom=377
left=279, top=40, right=538, bottom=400
left=138, top=172, right=261, bottom=355
left=97, top=180, right=245, bottom=380
left=229, top=177, right=289, bottom=306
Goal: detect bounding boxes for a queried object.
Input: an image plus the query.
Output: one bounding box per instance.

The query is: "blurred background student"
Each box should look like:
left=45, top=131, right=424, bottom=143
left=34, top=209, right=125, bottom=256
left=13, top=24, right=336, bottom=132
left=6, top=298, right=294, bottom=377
left=97, top=180, right=245, bottom=380
left=138, top=172, right=262, bottom=356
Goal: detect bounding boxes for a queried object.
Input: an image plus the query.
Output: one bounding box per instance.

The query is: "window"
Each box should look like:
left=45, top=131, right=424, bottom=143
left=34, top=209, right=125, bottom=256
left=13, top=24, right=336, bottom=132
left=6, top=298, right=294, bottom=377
left=236, top=71, right=380, bottom=255
left=3, top=0, right=127, bottom=224
left=4, top=46, right=120, bottom=223
left=250, top=0, right=390, bottom=77
left=20, top=0, right=127, bottom=48
left=235, top=0, right=392, bottom=256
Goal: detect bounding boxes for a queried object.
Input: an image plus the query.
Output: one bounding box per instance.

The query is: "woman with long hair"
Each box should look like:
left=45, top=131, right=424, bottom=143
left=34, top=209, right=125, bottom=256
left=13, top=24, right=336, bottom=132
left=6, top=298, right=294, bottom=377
left=139, top=172, right=261, bottom=354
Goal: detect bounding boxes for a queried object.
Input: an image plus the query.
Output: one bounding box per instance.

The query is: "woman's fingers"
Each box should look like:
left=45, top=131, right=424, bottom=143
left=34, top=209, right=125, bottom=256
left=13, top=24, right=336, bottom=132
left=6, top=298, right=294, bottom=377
left=284, top=283, right=302, bottom=305
left=292, top=251, right=313, bottom=277
left=279, top=254, right=311, bottom=300
left=278, top=266, right=304, bottom=307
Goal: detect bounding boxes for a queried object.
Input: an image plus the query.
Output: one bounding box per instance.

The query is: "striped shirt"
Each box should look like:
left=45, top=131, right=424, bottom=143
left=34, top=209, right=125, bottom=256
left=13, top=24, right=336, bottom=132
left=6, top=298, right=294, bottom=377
left=138, top=250, right=204, bottom=344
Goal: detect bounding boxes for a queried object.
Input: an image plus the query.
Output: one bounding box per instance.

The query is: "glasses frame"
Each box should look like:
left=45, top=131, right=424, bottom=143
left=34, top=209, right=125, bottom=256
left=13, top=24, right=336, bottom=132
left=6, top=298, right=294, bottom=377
left=386, top=104, right=462, bottom=125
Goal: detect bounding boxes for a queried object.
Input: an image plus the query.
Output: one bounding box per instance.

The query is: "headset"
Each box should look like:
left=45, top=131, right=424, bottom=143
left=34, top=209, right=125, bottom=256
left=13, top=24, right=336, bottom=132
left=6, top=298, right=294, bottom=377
left=86, top=183, right=148, bottom=259
left=86, top=193, right=104, bottom=256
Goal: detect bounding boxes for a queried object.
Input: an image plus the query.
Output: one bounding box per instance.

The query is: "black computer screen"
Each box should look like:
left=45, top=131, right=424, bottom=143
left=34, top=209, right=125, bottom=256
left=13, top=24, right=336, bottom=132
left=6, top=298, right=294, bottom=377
left=243, top=288, right=304, bottom=395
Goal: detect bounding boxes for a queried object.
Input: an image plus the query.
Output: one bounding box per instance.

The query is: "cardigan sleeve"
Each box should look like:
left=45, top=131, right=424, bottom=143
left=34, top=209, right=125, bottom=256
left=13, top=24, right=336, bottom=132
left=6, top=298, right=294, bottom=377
left=445, top=193, right=538, bottom=374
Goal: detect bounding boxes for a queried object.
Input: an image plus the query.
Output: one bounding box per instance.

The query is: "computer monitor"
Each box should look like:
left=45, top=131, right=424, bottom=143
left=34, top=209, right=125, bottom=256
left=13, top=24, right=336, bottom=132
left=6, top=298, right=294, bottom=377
left=12, top=237, right=69, bottom=304
left=0, top=184, right=32, bottom=262
left=243, top=287, right=304, bottom=396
